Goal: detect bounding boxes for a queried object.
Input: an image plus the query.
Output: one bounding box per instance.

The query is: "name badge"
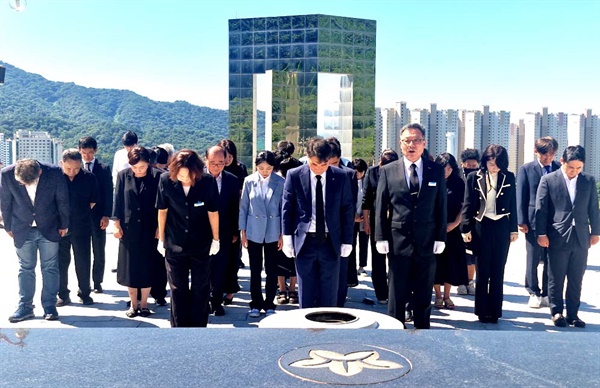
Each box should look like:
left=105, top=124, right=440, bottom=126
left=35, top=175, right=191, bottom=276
left=428, top=182, right=437, bottom=187
left=194, top=201, right=204, bottom=207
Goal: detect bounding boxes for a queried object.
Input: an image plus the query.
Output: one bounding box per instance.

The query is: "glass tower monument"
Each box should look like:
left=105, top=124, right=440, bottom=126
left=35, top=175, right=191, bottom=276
left=228, top=14, right=376, bottom=168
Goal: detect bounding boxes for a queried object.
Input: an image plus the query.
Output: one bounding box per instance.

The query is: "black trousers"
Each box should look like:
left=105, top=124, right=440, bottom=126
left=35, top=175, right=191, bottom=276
left=547, top=230, right=588, bottom=319
left=337, top=256, right=349, bottom=307
left=346, top=223, right=361, bottom=286
left=223, top=239, right=241, bottom=294
left=295, top=235, right=339, bottom=308
left=369, top=220, right=388, bottom=301
left=165, top=251, right=211, bottom=327
left=58, top=232, right=92, bottom=299
left=524, top=230, right=548, bottom=297
left=90, top=220, right=106, bottom=288
left=210, top=239, right=231, bottom=307
left=388, top=250, right=435, bottom=329
left=474, top=216, right=510, bottom=319
left=247, top=240, right=279, bottom=310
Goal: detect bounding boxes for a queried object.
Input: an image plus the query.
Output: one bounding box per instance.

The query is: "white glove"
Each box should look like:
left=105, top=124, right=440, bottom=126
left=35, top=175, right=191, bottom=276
left=157, top=240, right=165, bottom=256
left=433, top=241, right=446, bottom=254
left=376, top=241, right=389, bottom=254
left=282, top=235, right=295, bottom=258
left=340, top=244, right=352, bottom=257
left=209, top=239, right=220, bottom=256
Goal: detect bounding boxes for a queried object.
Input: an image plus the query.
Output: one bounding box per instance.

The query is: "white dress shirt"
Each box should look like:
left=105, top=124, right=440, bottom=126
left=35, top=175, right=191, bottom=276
left=308, top=169, right=328, bottom=233
left=403, top=156, right=423, bottom=190
left=112, top=148, right=130, bottom=184
left=26, top=180, right=38, bottom=227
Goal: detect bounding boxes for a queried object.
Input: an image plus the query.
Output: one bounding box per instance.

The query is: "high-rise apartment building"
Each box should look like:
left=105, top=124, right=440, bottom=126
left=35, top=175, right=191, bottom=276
left=508, top=122, right=525, bottom=174
left=0, top=133, right=12, bottom=165
left=228, top=14, right=376, bottom=168
left=584, top=109, right=599, bottom=179
left=12, top=130, right=62, bottom=165
left=458, top=110, right=483, bottom=154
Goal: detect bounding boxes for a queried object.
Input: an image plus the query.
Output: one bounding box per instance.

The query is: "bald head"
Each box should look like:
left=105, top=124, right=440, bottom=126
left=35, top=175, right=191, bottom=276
left=206, top=146, right=227, bottom=177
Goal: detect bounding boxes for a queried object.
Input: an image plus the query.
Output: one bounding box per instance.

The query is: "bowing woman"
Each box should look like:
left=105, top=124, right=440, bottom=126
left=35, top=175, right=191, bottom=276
left=239, top=151, right=285, bottom=317
left=156, top=149, right=220, bottom=327
left=460, top=144, right=518, bottom=323
left=113, top=147, right=162, bottom=318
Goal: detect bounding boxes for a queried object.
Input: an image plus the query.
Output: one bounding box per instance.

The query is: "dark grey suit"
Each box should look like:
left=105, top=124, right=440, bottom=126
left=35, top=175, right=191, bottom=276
left=535, top=170, right=600, bottom=319
left=516, top=160, right=560, bottom=297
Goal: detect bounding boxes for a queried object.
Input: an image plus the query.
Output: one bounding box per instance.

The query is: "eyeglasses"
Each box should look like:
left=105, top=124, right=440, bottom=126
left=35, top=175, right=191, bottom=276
left=401, top=138, right=426, bottom=145
left=208, top=162, right=225, bottom=167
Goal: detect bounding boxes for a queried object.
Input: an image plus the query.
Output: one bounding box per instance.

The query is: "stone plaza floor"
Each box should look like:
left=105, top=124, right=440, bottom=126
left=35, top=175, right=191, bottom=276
left=0, top=226, right=598, bottom=331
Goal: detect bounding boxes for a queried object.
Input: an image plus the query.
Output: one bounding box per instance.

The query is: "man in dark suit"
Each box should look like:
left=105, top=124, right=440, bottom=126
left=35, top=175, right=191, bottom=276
left=57, top=149, right=98, bottom=307
left=205, top=145, right=240, bottom=316
left=536, top=145, right=600, bottom=328
left=325, top=137, right=359, bottom=307
left=79, top=136, right=113, bottom=294
left=516, top=136, right=560, bottom=309
left=362, top=149, right=399, bottom=304
left=282, top=137, right=355, bottom=308
left=375, top=123, right=447, bottom=329
left=1, top=159, right=69, bottom=322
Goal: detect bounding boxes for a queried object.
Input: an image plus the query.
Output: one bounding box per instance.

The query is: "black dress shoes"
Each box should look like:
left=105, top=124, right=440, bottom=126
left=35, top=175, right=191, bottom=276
left=213, top=304, right=225, bottom=316
left=552, top=313, right=567, bottom=327
left=405, top=310, right=413, bottom=323
left=566, top=317, right=586, bottom=328
left=93, top=286, right=103, bottom=294
left=155, top=298, right=168, bottom=307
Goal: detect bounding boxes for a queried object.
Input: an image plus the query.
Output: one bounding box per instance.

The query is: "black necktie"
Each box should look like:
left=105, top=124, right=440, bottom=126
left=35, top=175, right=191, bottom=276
left=409, top=163, right=419, bottom=199
left=544, top=165, right=551, bottom=175
left=86, top=162, right=92, bottom=172
left=315, top=175, right=325, bottom=244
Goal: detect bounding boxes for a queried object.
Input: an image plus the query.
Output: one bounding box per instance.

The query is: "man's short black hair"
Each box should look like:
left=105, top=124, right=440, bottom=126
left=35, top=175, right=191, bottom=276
left=562, top=145, right=585, bottom=163
left=62, top=148, right=82, bottom=163
left=306, top=137, right=332, bottom=162
left=122, top=131, right=138, bottom=147
left=326, top=138, right=342, bottom=158
left=535, top=136, right=559, bottom=155
left=78, top=136, right=98, bottom=150
left=460, top=148, right=480, bottom=163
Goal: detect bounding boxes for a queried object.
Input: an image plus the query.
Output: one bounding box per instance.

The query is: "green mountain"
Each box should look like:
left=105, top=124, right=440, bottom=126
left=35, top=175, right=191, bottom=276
left=0, top=62, right=229, bottom=164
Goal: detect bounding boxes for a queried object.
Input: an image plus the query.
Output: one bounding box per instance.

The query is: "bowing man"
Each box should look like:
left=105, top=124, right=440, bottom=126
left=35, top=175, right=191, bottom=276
left=281, top=137, right=355, bottom=308
left=536, top=145, right=600, bottom=328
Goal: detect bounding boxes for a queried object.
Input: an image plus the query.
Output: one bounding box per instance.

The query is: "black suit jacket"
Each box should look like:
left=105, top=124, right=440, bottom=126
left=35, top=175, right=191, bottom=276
left=535, top=170, right=600, bottom=250
left=113, top=167, right=162, bottom=232
left=218, top=170, right=240, bottom=243
left=361, top=165, right=380, bottom=225
left=1, top=163, right=69, bottom=248
left=461, top=169, right=518, bottom=235
left=374, top=158, right=447, bottom=257
left=282, top=164, right=354, bottom=257
left=90, top=159, right=113, bottom=222
left=516, top=160, right=560, bottom=231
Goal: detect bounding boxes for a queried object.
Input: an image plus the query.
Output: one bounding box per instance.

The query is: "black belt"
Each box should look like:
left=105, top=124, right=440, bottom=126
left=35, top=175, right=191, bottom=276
left=306, top=232, right=328, bottom=239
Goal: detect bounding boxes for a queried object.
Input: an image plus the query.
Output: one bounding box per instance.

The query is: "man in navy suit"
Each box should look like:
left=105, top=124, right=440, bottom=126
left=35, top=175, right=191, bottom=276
left=536, top=145, right=600, bottom=328
left=1, top=159, right=69, bottom=322
left=282, top=137, right=355, bottom=308
left=205, top=146, right=240, bottom=316
left=79, top=136, right=113, bottom=294
left=517, top=136, right=560, bottom=309
left=375, top=123, right=447, bottom=329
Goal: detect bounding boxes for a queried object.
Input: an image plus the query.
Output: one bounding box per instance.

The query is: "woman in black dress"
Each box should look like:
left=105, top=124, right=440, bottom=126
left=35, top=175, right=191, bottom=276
left=433, top=153, right=468, bottom=309
left=113, top=147, right=162, bottom=318
left=156, top=149, right=220, bottom=327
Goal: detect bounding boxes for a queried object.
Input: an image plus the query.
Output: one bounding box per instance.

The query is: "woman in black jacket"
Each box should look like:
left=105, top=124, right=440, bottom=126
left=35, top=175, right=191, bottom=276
left=113, top=147, right=162, bottom=318
left=461, top=144, right=518, bottom=323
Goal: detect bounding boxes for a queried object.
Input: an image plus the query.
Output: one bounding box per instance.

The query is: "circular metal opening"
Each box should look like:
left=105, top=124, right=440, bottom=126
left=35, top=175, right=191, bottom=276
left=305, top=311, right=359, bottom=324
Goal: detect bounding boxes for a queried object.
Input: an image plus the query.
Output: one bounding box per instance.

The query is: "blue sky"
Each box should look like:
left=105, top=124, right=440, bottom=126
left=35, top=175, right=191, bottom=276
left=1, top=0, right=598, bottom=119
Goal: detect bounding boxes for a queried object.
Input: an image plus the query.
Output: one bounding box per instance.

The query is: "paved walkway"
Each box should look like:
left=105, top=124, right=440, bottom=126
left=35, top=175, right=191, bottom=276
left=0, top=227, right=598, bottom=331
